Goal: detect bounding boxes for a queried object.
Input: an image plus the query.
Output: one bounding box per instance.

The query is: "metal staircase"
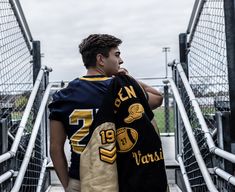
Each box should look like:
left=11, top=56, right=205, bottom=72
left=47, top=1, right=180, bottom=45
left=1, top=0, right=235, bottom=191
left=47, top=135, right=183, bottom=192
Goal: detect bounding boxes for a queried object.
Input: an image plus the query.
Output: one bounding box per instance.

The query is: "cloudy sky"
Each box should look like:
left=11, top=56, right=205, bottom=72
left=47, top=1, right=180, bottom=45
left=20, top=0, right=194, bottom=83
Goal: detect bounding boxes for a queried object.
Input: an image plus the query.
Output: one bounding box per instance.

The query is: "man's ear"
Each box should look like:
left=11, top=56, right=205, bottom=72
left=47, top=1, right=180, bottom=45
left=96, top=54, right=105, bottom=66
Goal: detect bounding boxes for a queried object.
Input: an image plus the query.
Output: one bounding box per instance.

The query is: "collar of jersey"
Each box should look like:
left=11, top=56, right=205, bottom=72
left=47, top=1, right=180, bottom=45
left=80, top=75, right=112, bottom=81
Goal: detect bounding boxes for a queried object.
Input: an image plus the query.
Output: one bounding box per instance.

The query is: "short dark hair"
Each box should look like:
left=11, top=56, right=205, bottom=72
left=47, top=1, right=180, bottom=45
left=79, top=34, right=122, bottom=68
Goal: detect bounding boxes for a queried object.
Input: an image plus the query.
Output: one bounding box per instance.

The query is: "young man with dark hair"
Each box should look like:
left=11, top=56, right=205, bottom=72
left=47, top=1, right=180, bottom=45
left=49, top=34, right=167, bottom=192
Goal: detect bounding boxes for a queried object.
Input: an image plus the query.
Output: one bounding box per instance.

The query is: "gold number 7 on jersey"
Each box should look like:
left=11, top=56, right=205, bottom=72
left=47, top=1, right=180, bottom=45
left=69, top=109, right=93, bottom=154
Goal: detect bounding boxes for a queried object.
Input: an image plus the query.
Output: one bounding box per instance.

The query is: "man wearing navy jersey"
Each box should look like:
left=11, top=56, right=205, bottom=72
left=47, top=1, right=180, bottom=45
left=48, top=34, right=165, bottom=192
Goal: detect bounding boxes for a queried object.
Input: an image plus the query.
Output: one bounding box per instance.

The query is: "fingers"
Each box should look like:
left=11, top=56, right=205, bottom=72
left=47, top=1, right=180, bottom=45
left=117, top=68, right=129, bottom=75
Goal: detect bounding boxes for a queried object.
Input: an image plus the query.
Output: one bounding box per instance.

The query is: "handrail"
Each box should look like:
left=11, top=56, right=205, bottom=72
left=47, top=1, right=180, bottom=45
left=214, top=167, right=235, bottom=186
left=0, top=67, right=48, bottom=164
left=0, top=170, right=14, bottom=184
left=164, top=78, right=218, bottom=192
left=177, top=155, right=193, bottom=192
left=11, top=83, right=53, bottom=192
left=171, top=60, right=235, bottom=163
left=36, top=158, right=48, bottom=192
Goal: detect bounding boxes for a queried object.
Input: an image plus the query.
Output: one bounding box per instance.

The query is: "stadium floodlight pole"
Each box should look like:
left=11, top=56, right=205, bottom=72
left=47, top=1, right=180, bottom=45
left=162, top=47, right=170, bottom=78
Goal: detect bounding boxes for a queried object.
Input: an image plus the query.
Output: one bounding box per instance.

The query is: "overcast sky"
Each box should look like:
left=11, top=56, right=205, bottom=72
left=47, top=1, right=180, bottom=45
left=20, top=0, right=194, bottom=83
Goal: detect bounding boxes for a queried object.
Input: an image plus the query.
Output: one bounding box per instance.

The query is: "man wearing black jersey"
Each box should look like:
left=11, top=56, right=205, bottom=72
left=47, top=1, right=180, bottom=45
left=49, top=34, right=165, bottom=192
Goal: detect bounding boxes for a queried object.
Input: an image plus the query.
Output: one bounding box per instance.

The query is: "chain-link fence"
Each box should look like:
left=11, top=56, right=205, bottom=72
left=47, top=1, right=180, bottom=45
left=175, top=70, right=216, bottom=191
left=0, top=0, right=33, bottom=118
left=153, top=85, right=174, bottom=134
left=0, top=0, right=49, bottom=191
left=188, top=0, right=229, bottom=116
left=175, top=0, right=235, bottom=191
left=136, top=80, right=174, bottom=134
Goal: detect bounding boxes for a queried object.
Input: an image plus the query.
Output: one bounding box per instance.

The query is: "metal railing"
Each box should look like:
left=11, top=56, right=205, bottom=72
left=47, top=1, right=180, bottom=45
left=164, top=77, right=218, bottom=192
left=172, top=61, right=235, bottom=163
left=174, top=0, right=235, bottom=191
left=11, top=82, right=52, bottom=192
left=0, top=68, right=46, bottom=164
left=177, top=155, right=193, bottom=192
left=0, top=0, right=53, bottom=191
left=170, top=62, right=235, bottom=191
left=0, top=67, right=51, bottom=191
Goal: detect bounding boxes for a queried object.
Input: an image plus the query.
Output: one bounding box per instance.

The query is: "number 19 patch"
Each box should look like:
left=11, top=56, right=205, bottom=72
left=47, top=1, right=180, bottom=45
left=99, top=128, right=117, bottom=164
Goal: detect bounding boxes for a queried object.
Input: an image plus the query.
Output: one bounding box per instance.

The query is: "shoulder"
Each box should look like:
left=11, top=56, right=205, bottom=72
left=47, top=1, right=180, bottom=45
left=51, top=78, right=80, bottom=101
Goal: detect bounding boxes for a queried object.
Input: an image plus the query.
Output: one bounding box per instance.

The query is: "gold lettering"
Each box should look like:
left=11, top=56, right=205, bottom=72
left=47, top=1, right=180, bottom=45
left=132, top=150, right=164, bottom=166
left=118, top=88, right=129, bottom=101
left=160, top=148, right=164, bottom=160
left=141, top=155, right=149, bottom=164
left=132, top=150, right=141, bottom=166
left=115, top=98, right=121, bottom=107
left=124, top=86, right=136, bottom=98
left=147, top=153, right=154, bottom=162
left=115, top=86, right=137, bottom=110
left=154, top=152, right=160, bottom=161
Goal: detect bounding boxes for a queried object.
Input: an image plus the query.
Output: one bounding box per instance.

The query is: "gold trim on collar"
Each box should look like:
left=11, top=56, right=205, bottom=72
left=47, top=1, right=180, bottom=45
left=80, top=77, right=112, bottom=81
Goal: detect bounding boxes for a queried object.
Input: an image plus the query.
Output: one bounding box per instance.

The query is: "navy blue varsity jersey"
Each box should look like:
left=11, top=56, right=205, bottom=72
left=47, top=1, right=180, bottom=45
left=48, top=75, right=113, bottom=180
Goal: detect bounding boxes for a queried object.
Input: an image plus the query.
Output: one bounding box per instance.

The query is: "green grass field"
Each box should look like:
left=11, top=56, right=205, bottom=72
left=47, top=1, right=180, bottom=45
left=153, top=107, right=174, bottom=133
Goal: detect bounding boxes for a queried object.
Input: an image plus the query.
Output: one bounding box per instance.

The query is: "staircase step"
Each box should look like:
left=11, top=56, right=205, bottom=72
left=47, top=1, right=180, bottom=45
left=46, top=183, right=182, bottom=192
left=49, top=169, right=61, bottom=185
left=161, top=135, right=177, bottom=165
left=48, top=135, right=180, bottom=189
left=46, top=185, right=64, bottom=192
left=168, top=183, right=182, bottom=192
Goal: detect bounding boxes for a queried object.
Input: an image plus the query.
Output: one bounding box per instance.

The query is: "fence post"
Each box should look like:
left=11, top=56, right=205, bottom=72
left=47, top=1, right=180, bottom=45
left=0, top=118, right=8, bottom=179
left=216, top=112, right=233, bottom=174
left=179, top=33, right=191, bottom=119
left=32, top=40, right=43, bottom=190
left=33, top=41, right=51, bottom=190
left=0, top=118, right=8, bottom=155
left=32, top=40, right=42, bottom=132
left=0, top=110, right=11, bottom=191
left=174, top=33, right=188, bottom=156
left=179, top=33, right=188, bottom=78
left=164, top=85, right=170, bottom=133
left=32, top=41, right=41, bottom=84
left=40, top=67, right=50, bottom=159
left=172, top=66, right=180, bottom=156
left=176, top=33, right=190, bottom=154
left=224, top=0, right=235, bottom=154
left=224, top=0, right=235, bottom=176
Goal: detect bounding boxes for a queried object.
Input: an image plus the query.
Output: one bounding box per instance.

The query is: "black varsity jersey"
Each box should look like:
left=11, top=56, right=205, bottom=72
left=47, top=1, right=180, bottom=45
left=48, top=75, right=113, bottom=180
